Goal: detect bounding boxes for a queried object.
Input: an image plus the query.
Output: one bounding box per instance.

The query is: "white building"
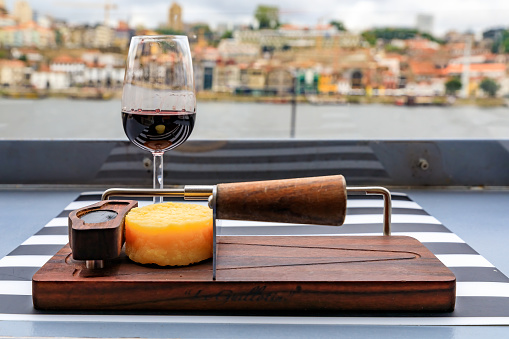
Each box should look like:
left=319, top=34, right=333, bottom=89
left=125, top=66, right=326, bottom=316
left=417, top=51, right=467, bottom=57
left=234, top=25, right=361, bottom=50
left=93, top=25, right=115, bottom=48
left=83, top=64, right=124, bottom=87
left=81, top=51, right=126, bottom=87
left=0, top=13, right=16, bottom=27
left=405, top=79, right=445, bottom=96
left=337, top=78, right=351, bottom=95
left=31, top=69, right=69, bottom=90
left=217, top=39, right=259, bottom=61
left=11, top=47, right=43, bottom=62
left=212, top=64, right=241, bottom=93
left=375, top=54, right=401, bottom=77
left=81, top=51, right=125, bottom=68
left=0, top=59, right=26, bottom=86
left=50, top=55, right=85, bottom=85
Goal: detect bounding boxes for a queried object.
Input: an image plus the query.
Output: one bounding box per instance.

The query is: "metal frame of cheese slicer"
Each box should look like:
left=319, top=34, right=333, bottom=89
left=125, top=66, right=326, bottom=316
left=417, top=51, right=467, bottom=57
left=101, top=185, right=392, bottom=281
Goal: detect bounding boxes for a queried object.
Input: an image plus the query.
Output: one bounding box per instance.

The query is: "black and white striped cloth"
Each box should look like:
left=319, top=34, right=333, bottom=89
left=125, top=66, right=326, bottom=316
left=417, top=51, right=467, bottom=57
left=94, top=140, right=391, bottom=185
left=1, top=192, right=509, bottom=326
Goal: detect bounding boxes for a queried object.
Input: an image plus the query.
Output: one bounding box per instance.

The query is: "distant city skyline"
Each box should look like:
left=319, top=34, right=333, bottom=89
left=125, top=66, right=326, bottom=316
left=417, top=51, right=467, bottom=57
left=2, top=0, right=509, bottom=37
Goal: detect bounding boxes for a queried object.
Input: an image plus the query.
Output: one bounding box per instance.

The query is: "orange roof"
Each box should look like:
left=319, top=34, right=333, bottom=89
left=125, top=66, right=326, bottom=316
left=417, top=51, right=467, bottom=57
left=52, top=55, right=83, bottom=64
left=280, top=24, right=301, bottom=30
left=409, top=60, right=440, bottom=75
left=17, top=21, right=37, bottom=29
left=155, top=54, right=174, bottom=64
left=445, top=42, right=466, bottom=50
left=443, top=63, right=506, bottom=75
left=0, top=59, right=25, bottom=68
left=85, top=62, right=105, bottom=68
left=384, top=53, right=405, bottom=61
left=14, top=47, right=39, bottom=54
left=15, top=21, right=52, bottom=32
left=193, top=46, right=219, bottom=60
left=117, top=21, right=129, bottom=30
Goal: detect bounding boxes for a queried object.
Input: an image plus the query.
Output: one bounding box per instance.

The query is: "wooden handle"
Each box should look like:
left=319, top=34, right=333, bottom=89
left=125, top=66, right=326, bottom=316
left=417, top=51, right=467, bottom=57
left=69, top=200, right=138, bottom=260
left=216, top=175, right=347, bottom=226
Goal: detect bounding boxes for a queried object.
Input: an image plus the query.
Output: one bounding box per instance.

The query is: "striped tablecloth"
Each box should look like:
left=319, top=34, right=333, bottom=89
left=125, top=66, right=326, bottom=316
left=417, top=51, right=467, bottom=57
left=1, top=192, right=508, bottom=326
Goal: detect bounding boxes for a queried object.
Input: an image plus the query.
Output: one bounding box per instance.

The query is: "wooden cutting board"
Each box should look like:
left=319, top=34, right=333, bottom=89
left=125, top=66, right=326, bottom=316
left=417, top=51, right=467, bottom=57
left=32, top=235, right=456, bottom=312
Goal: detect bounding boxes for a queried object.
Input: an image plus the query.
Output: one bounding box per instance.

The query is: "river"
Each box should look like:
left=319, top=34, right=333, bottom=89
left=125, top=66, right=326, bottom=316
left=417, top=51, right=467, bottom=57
left=1, top=98, right=508, bottom=140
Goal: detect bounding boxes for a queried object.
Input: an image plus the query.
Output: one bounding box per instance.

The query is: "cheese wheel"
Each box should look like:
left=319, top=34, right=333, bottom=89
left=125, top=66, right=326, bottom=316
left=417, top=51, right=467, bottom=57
left=125, top=202, right=213, bottom=266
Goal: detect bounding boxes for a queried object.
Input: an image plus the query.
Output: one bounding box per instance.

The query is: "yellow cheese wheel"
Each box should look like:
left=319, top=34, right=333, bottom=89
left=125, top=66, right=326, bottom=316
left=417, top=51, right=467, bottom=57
left=125, top=202, right=213, bottom=266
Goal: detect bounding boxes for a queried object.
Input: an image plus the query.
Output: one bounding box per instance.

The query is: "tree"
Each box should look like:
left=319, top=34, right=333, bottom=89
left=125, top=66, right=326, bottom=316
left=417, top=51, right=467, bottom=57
left=255, top=5, right=279, bottom=29
left=329, top=20, right=346, bottom=31
left=156, top=28, right=184, bottom=35
left=191, top=24, right=212, bottom=34
left=361, top=31, right=377, bottom=46
left=384, top=44, right=405, bottom=53
left=445, top=78, right=462, bottom=95
left=479, top=78, right=500, bottom=97
left=490, top=29, right=509, bottom=54
left=55, top=30, right=63, bottom=46
left=220, top=30, right=233, bottom=40
left=361, top=28, right=443, bottom=46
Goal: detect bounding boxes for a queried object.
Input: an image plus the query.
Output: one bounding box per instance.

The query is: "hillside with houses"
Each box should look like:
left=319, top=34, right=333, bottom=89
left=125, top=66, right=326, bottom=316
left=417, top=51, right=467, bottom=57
left=0, top=1, right=508, bottom=105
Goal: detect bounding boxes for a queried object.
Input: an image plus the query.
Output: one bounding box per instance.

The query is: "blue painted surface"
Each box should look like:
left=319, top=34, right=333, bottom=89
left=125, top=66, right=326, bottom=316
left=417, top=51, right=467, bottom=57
left=406, top=190, right=509, bottom=278
left=0, top=190, right=81, bottom=259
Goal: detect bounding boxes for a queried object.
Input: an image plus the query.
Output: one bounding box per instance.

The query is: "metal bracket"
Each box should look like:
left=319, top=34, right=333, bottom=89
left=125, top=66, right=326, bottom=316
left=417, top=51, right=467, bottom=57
left=346, top=186, right=392, bottom=236
left=102, top=186, right=215, bottom=201
left=208, top=187, right=218, bottom=280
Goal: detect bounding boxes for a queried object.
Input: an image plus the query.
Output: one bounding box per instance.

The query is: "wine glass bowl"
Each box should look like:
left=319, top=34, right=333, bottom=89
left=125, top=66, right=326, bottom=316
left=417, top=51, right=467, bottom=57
left=122, top=35, right=196, bottom=202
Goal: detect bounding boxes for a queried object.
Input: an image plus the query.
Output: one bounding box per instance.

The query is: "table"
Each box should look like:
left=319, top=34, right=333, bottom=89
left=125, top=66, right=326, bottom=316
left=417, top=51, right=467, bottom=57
left=1, top=188, right=508, bottom=338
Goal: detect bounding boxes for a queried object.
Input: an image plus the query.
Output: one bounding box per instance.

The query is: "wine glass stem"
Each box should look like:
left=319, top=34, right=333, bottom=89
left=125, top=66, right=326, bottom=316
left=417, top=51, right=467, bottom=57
left=153, top=152, right=164, bottom=204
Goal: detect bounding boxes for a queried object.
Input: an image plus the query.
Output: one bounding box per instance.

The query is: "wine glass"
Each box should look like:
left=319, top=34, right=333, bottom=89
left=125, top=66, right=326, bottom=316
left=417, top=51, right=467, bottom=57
left=122, top=35, right=196, bottom=203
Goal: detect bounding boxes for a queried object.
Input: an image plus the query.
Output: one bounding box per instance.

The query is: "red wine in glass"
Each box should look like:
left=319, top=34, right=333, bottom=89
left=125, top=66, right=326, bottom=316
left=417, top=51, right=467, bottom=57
left=122, top=110, right=196, bottom=153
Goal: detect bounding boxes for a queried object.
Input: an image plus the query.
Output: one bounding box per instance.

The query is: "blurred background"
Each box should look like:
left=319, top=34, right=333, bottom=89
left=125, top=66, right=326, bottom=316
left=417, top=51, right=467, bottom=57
left=0, top=0, right=508, bottom=140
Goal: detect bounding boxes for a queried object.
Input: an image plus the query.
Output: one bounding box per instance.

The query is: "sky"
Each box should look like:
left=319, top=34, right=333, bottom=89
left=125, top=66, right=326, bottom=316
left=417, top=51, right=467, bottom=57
left=5, top=0, right=509, bottom=37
